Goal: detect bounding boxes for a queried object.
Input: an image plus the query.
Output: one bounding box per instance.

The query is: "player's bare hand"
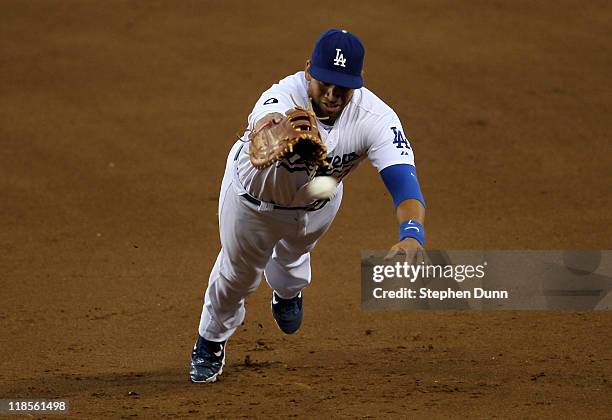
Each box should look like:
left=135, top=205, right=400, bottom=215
left=384, top=237, right=424, bottom=264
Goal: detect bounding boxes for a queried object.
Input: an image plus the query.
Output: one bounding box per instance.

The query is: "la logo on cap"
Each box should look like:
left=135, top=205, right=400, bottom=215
left=333, top=49, right=347, bottom=67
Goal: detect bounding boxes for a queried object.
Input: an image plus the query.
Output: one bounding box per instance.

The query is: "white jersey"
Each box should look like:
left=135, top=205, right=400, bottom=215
left=234, top=71, right=416, bottom=206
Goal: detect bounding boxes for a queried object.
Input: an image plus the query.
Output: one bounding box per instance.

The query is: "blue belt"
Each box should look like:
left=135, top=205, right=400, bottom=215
left=240, top=193, right=329, bottom=212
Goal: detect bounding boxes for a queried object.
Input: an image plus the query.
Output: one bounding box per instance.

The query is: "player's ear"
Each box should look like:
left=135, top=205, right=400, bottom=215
left=305, top=60, right=312, bottom=81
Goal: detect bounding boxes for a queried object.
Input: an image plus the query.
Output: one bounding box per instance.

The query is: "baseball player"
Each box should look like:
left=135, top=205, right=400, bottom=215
left=190, top=29, right=426, bottom=383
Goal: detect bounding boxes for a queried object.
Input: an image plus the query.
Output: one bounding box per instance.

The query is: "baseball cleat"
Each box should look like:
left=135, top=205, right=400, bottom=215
left=189, top=335, right=226, bottom=383
left=271, top=291, right=303, bottom=334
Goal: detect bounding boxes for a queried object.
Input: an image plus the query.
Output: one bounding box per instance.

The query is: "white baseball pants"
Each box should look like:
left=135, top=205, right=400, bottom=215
left=198, top=142, right=343, bottom=342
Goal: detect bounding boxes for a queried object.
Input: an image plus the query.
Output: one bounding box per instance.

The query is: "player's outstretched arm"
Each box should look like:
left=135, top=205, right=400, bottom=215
left=378, top=164, right=426, bottom=261
left=385, top=198, right=426, bottom=260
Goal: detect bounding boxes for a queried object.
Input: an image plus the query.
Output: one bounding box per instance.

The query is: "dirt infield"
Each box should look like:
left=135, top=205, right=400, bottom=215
left=1, top=1, right=611, bottom=418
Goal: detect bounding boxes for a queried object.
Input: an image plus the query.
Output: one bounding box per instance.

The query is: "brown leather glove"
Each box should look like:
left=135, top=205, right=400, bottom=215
left=249, top=107, right=328, bottom=169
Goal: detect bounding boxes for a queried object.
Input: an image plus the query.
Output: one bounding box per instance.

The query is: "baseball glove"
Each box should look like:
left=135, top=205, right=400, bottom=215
left=249, top=107, right=329, bottom=169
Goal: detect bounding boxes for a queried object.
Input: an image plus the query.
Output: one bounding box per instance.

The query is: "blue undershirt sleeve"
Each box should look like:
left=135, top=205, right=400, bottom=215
left=379, top=164, right=426, bottom=209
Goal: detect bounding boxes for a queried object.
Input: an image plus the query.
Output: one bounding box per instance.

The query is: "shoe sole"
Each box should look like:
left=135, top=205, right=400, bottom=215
left=190, top=365, right=223, bottom=383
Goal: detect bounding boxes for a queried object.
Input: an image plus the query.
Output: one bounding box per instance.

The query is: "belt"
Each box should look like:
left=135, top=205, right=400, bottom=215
left=240, top=193, right=329, bottom=212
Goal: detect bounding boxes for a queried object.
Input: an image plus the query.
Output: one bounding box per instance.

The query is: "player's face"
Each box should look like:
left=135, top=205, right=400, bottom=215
left=305, top=62, right=354, bottom=123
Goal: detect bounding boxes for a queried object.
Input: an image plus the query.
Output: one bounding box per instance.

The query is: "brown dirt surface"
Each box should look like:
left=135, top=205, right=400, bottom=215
left=1, top=1, right=611, bottom=418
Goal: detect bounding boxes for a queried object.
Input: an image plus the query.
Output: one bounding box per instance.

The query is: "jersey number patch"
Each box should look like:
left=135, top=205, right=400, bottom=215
left=391, top=127, right=410, bottom=149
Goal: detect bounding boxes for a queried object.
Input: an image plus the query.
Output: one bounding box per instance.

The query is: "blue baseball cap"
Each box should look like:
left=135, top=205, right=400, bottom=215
left=310, top=29, right=365, bottom=89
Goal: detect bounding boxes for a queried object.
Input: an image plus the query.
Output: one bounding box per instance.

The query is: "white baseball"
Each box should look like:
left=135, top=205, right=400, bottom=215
left=305, top=176, right=338, bottom=200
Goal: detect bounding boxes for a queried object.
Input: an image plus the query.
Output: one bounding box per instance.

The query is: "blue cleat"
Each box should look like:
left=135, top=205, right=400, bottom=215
left=271, top=291, right=303, bottom=334
left=189, top=335, right=226, bottom=383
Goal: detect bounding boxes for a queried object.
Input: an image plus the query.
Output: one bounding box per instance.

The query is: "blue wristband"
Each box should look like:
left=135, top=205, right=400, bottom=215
left=399, top=219, right=425, bottom=246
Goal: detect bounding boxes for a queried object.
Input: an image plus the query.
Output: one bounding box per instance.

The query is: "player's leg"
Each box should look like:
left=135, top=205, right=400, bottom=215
left=199, top=189, right=286, bottom=342
left=264, top=239, right=312, bottom=299
left=265, top=183, right=344, bottom=296
left=264, top=184, right=343, bottom=334
left=192, top=142, right=283, bottom=382
left=192, top=192, right=287, bottom=382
